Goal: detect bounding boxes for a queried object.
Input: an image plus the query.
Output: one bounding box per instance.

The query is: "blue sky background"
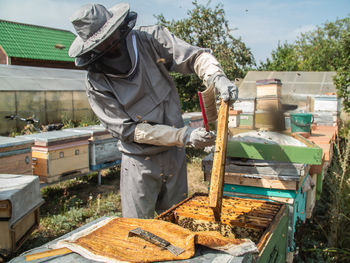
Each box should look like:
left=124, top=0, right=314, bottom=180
left=0, top=0, right=349, bottom=64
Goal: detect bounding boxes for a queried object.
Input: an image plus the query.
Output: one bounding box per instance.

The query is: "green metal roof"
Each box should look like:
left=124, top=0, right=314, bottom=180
left=0, top=20, right=75, bottom=62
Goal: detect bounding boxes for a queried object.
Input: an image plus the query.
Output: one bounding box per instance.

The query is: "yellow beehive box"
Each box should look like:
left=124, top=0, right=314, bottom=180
left=256, top=79, right=282, bottom=98
left=18, top=131, right=90, bottom=183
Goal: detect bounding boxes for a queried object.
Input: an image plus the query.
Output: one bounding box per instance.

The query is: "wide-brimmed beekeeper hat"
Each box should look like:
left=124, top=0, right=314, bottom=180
left=68, top=2, right=132, bottom=58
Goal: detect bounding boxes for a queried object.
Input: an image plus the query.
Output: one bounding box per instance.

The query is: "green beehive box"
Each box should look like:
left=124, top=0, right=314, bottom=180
left=239, top=113, right=255, bottom=129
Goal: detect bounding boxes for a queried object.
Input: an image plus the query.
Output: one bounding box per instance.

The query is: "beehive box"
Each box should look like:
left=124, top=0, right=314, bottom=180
left=256, top=97, right=282, bottom=111
left=234, top=98, right=256, bottom=113
left=256, top=79, right=282, bottom=98
left=0, top=136, right=34, bottom=175
left=202, top=154, right=309, bottom=191
left=65, top=126, right=121, bottom=171
left=202, top=154, right=311, bottom=252
left=239, top=113, right=255, bottom=129
left=312, top=95, right=341, bottom=112
left=157, top=193, right=289, bottom=263
left=255, top=111, right=286, bottom=131
left=228, top=110, right=242, bottom=128
left=17, top=131, right=90, bottom=183
left=0, top=174, right=44, bottom=254
left=222, top=178, right=308, bottom=252
left=182, top=112, right=204, bottom=128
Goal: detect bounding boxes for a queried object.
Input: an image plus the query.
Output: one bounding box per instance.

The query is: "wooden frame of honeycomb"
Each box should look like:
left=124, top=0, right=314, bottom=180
left=157, top=193, right=286, bottom=251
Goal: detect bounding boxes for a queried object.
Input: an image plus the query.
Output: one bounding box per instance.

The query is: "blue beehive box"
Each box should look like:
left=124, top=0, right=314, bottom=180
left=222, top=176, right=308, bottom=252
left=64, top=126, right=121, bottom=171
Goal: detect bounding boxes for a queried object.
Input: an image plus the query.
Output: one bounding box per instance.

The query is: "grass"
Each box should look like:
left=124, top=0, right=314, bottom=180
left=294, top=124, right=350, bottom=263
left=3, top=150, right=209, bottom=262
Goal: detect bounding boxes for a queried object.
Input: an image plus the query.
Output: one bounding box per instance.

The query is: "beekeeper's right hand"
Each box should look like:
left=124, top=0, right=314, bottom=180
left=134, top=123, right=215, bottom=149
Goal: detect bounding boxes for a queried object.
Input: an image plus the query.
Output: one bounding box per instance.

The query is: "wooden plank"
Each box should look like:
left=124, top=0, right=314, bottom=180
left=256, top=98, right=281, bottom=111
left=0, top=208, right=39, bottom=253
left=217, top=173, right=297, bottom=190
left=39, top=167, right=90, bottom=184
left=25, top=248, right=72, bottom=261
left=306, top=174, right=317, bottom=219
left=0, top=200, right=11, bottom=218
left=32, top=151, right=49, bottom=177
left=257, top=205, right=286, bottom=252
left=0, top=143, right=33, bottom=153
left=0, top=152, right=32, bottom=175
left=226, top=140, right=323, bottom=165
left=209, top=100, right=229, bottom=220
left=202, top=154, right=307, bottom=176
left=224, top=191, right=294, bottom=204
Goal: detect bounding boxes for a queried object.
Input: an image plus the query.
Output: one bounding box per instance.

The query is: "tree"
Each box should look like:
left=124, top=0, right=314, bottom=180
left=334, top=30, right=350, bottom=112
left=259, top=16, right=350, bottom=111
left=155, top=1, right=255, bottom=111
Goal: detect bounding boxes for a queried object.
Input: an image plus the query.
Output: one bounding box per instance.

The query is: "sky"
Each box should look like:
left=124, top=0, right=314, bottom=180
left=0, top=0, right=349, bottom=64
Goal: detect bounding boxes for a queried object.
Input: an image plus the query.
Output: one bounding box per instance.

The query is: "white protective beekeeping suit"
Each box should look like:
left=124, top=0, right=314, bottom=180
left=69, top=3, right=237, bottom=218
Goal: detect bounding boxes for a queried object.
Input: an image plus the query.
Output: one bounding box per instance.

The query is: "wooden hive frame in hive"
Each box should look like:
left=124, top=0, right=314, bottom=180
left=157, top=193, right=287, bottom=253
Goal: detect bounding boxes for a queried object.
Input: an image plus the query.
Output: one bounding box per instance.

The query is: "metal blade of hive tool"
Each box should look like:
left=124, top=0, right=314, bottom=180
left=128, top=227, right=185, bottom=256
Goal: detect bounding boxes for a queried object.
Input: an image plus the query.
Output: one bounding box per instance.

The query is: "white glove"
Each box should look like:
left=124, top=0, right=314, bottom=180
left=208, top=73, right=238, bottom=103
left=134, top=123, right=215, bottom=148
left=183, top=127, right=216, bottom=148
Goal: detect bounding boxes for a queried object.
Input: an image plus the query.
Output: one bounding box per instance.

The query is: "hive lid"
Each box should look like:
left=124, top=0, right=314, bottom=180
left=0, top=174, right=44, bottom=226
left=17, top=130, right=91, bottom=146
left=64, top=125, right=108, bottom=135
left=0, top=136, right=34, bottom=149
left=256, top=79, right=282, bottom=86
left=231, top=131, right=306, bottom=147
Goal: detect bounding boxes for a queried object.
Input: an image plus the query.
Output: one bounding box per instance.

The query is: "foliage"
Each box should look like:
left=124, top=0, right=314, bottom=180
left=155, top=0, right=255, bottom=111
left=259, top=16, right=350, bottom=111
left=294, top=123, right=350, bottom=263
left=333, top=31, right=350, bottom=112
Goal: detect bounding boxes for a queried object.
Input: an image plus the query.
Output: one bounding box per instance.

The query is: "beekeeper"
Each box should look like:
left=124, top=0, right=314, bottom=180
left=69, top=3, right=237, bottom=218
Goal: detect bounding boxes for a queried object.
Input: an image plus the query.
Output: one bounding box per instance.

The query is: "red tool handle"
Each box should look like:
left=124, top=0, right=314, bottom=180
left=198, top=91, right=209, bottom=131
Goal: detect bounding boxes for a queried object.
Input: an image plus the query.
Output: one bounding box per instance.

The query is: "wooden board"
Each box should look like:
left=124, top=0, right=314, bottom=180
left=203, top=154, right=308, bottom=176
left=256, top=84, right=281, bottom=98
left=306, top=174, right=317, bottom=219
left=0, top=151, right=32, bottom=175
left=0, top=136, right=33, bottom=153
left=0, top=200, right=11, bottom=219
left=256, top=98, right=281, bottom=111
left=206, top=173, right=298, bottom=190
left=32, top=144, right=89, bottom=181
left=39, top=167, right=90, bottom=184
left=0, top=207, right=39, bottom=254
left=209, top=100, right=229, bottom=219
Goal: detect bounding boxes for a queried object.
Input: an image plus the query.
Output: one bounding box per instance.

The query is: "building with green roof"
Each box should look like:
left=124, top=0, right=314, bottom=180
left=0, top=20, right=76, bottom=69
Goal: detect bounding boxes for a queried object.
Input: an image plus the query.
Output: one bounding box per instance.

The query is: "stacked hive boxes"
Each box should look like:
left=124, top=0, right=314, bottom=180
left=0, top=174, right=44, bottom=254
left=65, top=125, right=121, bottom=171
left=255, top=79, right=283, bottom=130
left=0, top=137, right=34, bottom=175
left=202, top=132, right=323, bottom=252
left=311, top=94, right=340, bottom=126
left=17, top=130, right=91, bottom=183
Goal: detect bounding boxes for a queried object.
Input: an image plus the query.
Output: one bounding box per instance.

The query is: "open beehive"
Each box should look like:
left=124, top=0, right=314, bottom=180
left=157, top=193, right=286, bottom=251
